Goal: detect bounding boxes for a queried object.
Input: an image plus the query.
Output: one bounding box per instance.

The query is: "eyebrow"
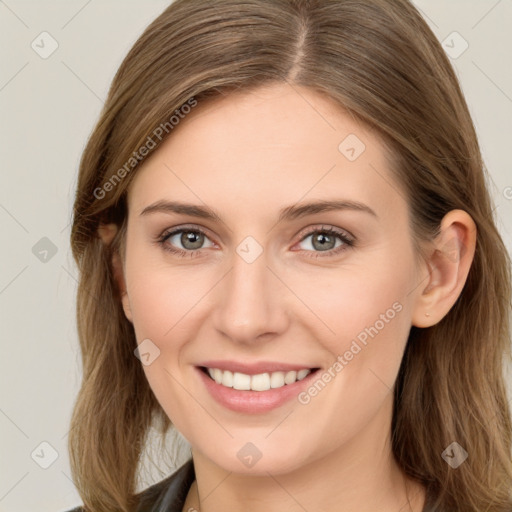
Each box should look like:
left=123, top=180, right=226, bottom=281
left=139, top=199, right=378, bottom=222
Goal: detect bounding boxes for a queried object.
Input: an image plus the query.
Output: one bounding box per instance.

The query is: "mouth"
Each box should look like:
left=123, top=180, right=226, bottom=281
left=198, top=365, right=321, bottom=392
left=194, top=359, right=322, bottom=413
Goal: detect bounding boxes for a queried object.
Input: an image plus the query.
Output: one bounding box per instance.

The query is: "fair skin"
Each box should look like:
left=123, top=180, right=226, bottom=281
left=99, top=83, right=476, bottom=512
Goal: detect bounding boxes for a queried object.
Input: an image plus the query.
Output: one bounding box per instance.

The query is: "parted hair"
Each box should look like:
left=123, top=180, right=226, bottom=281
left=69, top=1, right=512, bottom=510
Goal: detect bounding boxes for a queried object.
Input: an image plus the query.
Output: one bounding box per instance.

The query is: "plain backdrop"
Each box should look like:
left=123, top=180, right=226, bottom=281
left=1, top=1, right=511, bottom=510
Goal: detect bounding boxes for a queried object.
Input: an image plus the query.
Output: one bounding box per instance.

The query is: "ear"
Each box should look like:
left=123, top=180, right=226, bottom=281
left=411, top=209, right=477, bottom=328
left=98, top=222, right=133, bottom=323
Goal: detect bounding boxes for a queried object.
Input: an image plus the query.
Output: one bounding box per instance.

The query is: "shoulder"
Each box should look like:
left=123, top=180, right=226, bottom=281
left=61, top=458, right=195, bottom=512
left=136, top=458, right=195, bottom=511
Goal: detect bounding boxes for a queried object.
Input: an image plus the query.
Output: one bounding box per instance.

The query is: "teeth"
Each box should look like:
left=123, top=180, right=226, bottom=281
left=251, top=372, right=270, bottom=391
left=270, top=371, right=285, bottom=388
left=284, top=371, right=297, bottom=384
left=206, top=367, right=312, bottom=391
left=212, top=368, right=222, bottom=384
left=297, top=369, right=311, bottom=380
left=233, top=372, right=251, bottom=390
left=222, top=370, right=234, bottom=387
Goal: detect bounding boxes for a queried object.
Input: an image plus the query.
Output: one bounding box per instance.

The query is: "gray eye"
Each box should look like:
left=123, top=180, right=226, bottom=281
left=167, top=230, right=214, bottom=251
left=299, top=231, right=344, bottom=252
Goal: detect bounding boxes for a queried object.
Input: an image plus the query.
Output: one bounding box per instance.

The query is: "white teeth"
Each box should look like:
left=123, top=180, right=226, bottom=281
left=205, top=367, right=312, bottom=391
left=284, top=371, right=297, bottom=384
left=270, top=371, right=285, bottom=388
left=297, top=369, right=310, bottom=380
left=233, top=372, right=251, bottom=390
left=222, top=370, right=234, bottom=387
left=213, top=368, right=223, bottom=384
left=251, top=373, right=270, bottom=391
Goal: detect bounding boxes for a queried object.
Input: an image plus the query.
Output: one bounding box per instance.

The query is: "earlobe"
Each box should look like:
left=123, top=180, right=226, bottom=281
left=98, top=222, right=133, bottom=324
left=411, top=210, right=476, bottom=328
left=112, top=251, right=133, bottom=323
left=120, top=291, right=133, bottom=324
left=97, top=222, right=118, bottom=245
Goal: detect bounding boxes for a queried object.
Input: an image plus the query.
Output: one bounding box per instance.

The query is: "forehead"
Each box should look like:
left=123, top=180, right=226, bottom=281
left=127, top=83, right=406, bottom=224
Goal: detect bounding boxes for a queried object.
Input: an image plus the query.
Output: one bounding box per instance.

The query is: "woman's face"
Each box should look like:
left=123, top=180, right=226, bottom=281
left=120, top=83, right=427, bottom=475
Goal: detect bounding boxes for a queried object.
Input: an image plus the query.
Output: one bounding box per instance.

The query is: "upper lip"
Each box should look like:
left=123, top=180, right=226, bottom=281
left=197, top=360, right=319, bottom=375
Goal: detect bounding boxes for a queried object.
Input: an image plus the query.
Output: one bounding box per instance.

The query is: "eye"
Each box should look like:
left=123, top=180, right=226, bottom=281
left=155, top=224, right=355, bottom=259
left=295, top=225, right=354, bottom=258
left=157, top=225, right=215, bottom=257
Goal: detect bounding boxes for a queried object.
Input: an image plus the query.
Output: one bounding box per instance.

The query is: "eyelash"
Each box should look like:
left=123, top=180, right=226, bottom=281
left=155, top=224, right=355, bottom=259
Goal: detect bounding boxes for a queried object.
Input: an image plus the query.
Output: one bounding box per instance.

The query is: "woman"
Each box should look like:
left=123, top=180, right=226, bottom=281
left=66, top=0, right=512, bottom=511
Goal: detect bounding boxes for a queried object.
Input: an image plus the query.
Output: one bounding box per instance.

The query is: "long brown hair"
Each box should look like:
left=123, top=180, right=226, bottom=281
left=69, top=1, right=512, bottom=510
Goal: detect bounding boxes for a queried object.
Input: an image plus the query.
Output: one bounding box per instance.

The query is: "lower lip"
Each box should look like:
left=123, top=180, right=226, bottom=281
left=195, top=367, right=319, bottom=414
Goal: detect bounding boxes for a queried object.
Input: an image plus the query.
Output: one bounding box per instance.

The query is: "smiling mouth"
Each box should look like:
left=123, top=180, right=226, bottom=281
left=199, top=366, right=320, bottom=392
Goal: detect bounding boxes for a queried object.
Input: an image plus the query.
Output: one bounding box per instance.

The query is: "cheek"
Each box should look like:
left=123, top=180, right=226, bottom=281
left=295, top=255, right=415, bottom=427
left=335, top=275, right=409, bottom=353
left=285, top=263, right=414, bottom=449
left=124, top=263, right=207, bottom=427
left=297, top=255, right=413, bottom=356
left=124, top=257, right=216, bottom=410
left=125, top=256, right=209, bottom=342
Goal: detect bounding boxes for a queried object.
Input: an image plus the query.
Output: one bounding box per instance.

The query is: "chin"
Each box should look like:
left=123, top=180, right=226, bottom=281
left=198, top=440, right=313, bottom=476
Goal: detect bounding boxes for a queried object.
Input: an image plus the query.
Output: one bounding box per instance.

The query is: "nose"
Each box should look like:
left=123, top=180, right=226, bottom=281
left=212, top=245, right=289, bottom=345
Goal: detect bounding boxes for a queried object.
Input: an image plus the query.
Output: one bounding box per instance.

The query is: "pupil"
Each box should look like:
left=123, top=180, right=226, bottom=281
left=314, top=233, right=333, bottom=251
left=183, top=231, right=202, bottom=249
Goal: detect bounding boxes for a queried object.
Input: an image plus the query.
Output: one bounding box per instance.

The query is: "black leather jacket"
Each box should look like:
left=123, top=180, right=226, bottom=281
left=64, top=458, right=195, bottom=512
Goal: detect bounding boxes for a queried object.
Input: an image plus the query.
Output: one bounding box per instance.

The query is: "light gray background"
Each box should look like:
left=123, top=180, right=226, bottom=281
left=1, top=1, right=511, bottom=510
